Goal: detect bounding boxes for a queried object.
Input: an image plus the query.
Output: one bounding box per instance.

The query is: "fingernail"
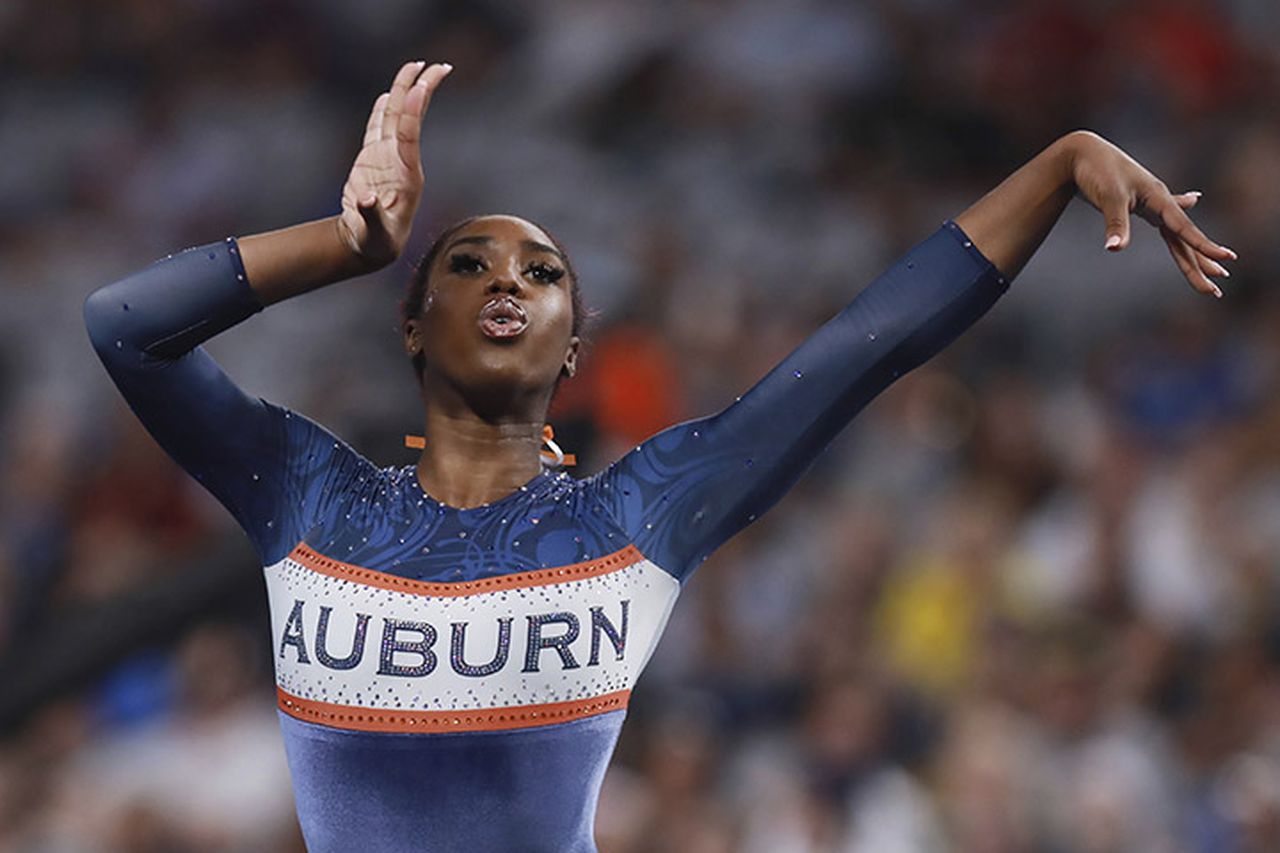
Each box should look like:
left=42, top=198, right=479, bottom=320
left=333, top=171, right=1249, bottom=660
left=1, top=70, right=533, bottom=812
left=1105, top=235, right=1122, bottom=250
left=442, top=63, right=454, bottom=73
left=1223, top=246, right=1239, bottom=260
left=1214, top=286, right=1223, bottom=298
left=1187, top=190, right=1203, bottom=197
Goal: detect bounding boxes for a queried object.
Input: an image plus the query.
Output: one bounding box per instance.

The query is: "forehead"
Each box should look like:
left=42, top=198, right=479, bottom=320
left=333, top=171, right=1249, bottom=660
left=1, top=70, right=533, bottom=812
left=446, top=215, right=555, bottom=249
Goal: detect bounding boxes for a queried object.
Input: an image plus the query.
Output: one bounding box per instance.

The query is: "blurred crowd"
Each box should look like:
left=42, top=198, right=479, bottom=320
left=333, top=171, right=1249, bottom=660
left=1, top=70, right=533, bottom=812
left=2, top=0, right=1280, bottom=850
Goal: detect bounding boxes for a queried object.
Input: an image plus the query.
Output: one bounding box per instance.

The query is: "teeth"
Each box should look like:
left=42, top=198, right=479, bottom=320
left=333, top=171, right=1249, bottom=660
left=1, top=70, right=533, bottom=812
left=478, top=297, right=528, bottom=338
left=481, top=298, right=526, bottom=322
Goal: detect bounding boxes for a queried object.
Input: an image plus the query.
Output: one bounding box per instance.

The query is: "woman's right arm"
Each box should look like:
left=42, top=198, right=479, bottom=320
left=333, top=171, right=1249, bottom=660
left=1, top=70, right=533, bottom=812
left=83, top=61, right=450, bottom=564
left=84, top=239, right=292, bottom=561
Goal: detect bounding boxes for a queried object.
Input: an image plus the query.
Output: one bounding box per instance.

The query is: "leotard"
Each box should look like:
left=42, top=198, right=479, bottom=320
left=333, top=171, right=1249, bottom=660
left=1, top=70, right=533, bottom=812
left=84, top=222, right=1004, bottom=852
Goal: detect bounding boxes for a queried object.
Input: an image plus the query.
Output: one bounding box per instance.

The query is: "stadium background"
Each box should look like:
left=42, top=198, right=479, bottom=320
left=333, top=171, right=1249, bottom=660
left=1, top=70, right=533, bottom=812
left=2, top=0, right=1279, bottom=850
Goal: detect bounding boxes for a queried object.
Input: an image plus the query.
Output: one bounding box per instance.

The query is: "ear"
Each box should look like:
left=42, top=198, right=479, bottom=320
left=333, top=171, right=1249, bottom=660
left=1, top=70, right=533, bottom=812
left=561, top=336, right=581, bottom=379
left=404, top=317, right=423, bottom=358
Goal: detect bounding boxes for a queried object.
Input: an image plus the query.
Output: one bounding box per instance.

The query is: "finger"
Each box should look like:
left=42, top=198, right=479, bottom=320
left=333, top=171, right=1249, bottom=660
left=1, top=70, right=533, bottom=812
left=423, top=63, right=453, bottom=112
left=1196, top=248, right=1231, bottom=279
left=1101, top=192, right=1132, bottom=251
left=1174, top=190, right=1202, bottom=210
left=382, top=60, right=427, bottom=143
left=363, top=92, right=390, bottom=148
left=1158, top=200, right=1238, bottom=262
left=396, top=63, right=452, bottom=169
left=1161, top=226, right=1221, bottom=298
left=1161, top=228, right=1216, bottom=296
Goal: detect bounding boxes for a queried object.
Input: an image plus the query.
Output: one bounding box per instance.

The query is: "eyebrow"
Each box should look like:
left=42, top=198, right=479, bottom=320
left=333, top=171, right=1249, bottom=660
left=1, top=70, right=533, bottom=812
left=442, top=235, right=493, bottom=254
left=521, top=240, right=566, bottom=264
left=442, top=235, right=567, bottom=265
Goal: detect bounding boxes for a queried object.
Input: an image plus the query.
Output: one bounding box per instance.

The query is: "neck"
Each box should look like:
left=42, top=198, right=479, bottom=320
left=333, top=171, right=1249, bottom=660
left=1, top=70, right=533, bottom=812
left=414, top=381, right=549, bottom=509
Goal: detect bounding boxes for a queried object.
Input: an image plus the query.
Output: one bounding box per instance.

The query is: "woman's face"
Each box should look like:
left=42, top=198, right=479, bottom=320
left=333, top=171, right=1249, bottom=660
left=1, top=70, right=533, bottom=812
left=405, top=215, right=579, bottom=409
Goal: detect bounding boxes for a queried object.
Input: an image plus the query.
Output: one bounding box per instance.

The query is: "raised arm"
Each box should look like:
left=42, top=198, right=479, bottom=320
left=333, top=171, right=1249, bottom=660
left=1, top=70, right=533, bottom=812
left=590, top=132, right=1234, bottom=581
left=84, top=62, right=451, bottom=563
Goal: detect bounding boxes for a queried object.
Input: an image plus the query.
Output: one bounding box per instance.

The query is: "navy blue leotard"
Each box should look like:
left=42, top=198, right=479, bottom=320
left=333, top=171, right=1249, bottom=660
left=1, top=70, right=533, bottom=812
left=84, top=222, right=1004, bottom=852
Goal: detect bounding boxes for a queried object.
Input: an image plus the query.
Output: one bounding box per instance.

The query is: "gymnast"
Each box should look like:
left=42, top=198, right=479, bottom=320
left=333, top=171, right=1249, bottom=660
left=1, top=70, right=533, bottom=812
left=84, top=61, right=1233, bottom=852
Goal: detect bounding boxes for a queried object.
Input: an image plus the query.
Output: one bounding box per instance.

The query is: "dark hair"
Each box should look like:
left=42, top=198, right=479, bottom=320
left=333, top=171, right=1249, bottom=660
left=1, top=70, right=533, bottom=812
left=401, top=215, right=586, bottom=382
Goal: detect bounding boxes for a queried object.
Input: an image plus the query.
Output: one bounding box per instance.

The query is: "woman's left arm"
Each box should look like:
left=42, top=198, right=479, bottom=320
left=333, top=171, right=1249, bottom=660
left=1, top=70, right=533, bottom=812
left=955, top=130, right=1234, bottom=295
left=589, top=131, right=1233, bottom=581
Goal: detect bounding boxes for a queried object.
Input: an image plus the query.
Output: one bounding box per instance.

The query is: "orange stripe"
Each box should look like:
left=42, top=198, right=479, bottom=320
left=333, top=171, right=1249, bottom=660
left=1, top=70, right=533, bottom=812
left=287, top=543, right=644, bottom=598
left=277, top=687, right=630, bottom=734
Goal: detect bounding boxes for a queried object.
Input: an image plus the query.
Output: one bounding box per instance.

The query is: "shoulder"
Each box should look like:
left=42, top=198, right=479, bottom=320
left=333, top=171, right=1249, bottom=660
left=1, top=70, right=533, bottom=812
left=260, top=403, right=391, bottom=551
left=268, top=403, right=382, bottom=478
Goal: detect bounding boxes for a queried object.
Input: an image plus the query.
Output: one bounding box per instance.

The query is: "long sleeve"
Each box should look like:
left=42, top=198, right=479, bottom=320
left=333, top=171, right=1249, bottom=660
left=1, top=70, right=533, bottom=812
left=84, top=239, right=347, bottom=565
left=586, top=221, right=1008, bottom=581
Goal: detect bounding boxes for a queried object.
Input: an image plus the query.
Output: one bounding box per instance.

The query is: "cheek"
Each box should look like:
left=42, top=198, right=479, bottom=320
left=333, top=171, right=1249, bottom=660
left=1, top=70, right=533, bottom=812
left=416, top=302, right=474, bottom=367
left=420, top=287, right=467, bottom=334
left=538, top=289, right=576, bottom=337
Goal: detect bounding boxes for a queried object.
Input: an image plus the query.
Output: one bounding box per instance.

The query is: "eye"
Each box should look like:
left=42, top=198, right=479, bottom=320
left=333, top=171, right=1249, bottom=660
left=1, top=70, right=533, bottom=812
left=525, top=262, right=565, bottom=284
left=448, top=253, right=485, bottom=275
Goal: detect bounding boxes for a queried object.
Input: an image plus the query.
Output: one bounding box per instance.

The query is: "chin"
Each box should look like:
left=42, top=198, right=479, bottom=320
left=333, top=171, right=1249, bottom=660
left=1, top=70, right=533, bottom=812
left=464, top=356, right=558, bottom=403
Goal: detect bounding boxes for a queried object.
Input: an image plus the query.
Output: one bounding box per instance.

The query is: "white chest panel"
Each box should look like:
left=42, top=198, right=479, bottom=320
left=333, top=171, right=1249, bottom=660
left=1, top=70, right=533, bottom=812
left=264, top=544, right=679, bottom=733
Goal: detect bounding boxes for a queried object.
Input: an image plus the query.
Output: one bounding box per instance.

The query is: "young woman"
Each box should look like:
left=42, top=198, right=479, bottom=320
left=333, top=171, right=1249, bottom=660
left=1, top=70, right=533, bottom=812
left=85, top=61, right=1233, bottom=852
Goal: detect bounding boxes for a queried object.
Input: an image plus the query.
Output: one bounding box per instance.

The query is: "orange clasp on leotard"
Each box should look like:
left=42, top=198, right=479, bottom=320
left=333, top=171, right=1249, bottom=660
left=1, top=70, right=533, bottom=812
left=404, top=425, right=575, bottom=467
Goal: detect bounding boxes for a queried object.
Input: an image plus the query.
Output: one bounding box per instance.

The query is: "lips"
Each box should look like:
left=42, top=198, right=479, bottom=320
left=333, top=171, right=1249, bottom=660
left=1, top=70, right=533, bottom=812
left=477, top=296, right=529, bottom=340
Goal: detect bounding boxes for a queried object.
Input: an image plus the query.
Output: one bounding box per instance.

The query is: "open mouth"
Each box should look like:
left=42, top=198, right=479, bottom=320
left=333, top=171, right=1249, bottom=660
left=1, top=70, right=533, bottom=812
left=477, top=297, right=529, bottom=340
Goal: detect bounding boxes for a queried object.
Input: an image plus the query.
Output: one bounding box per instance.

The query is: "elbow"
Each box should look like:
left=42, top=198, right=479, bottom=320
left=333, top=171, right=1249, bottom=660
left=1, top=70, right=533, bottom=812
left=83, top=283, right=130, bottom=356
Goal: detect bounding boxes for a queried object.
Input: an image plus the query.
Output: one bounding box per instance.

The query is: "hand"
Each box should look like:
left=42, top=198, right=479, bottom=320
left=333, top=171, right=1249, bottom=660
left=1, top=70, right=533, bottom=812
left=1065, top=130, right=1236, bottom=298
left=337, top=61, right=452, bottom=271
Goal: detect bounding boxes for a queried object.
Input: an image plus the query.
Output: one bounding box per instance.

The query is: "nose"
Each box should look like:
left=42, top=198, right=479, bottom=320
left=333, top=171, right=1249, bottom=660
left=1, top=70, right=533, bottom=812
left=486, top=262, right=524, bottom=296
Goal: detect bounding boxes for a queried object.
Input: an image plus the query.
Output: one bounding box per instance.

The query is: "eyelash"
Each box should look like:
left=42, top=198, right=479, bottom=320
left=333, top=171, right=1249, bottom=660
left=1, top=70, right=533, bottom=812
left=447, top=253, right=565, bottom=284
left=527, top=262, right=565, bottom=284
left=449, top=253, right=484, bottom=274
